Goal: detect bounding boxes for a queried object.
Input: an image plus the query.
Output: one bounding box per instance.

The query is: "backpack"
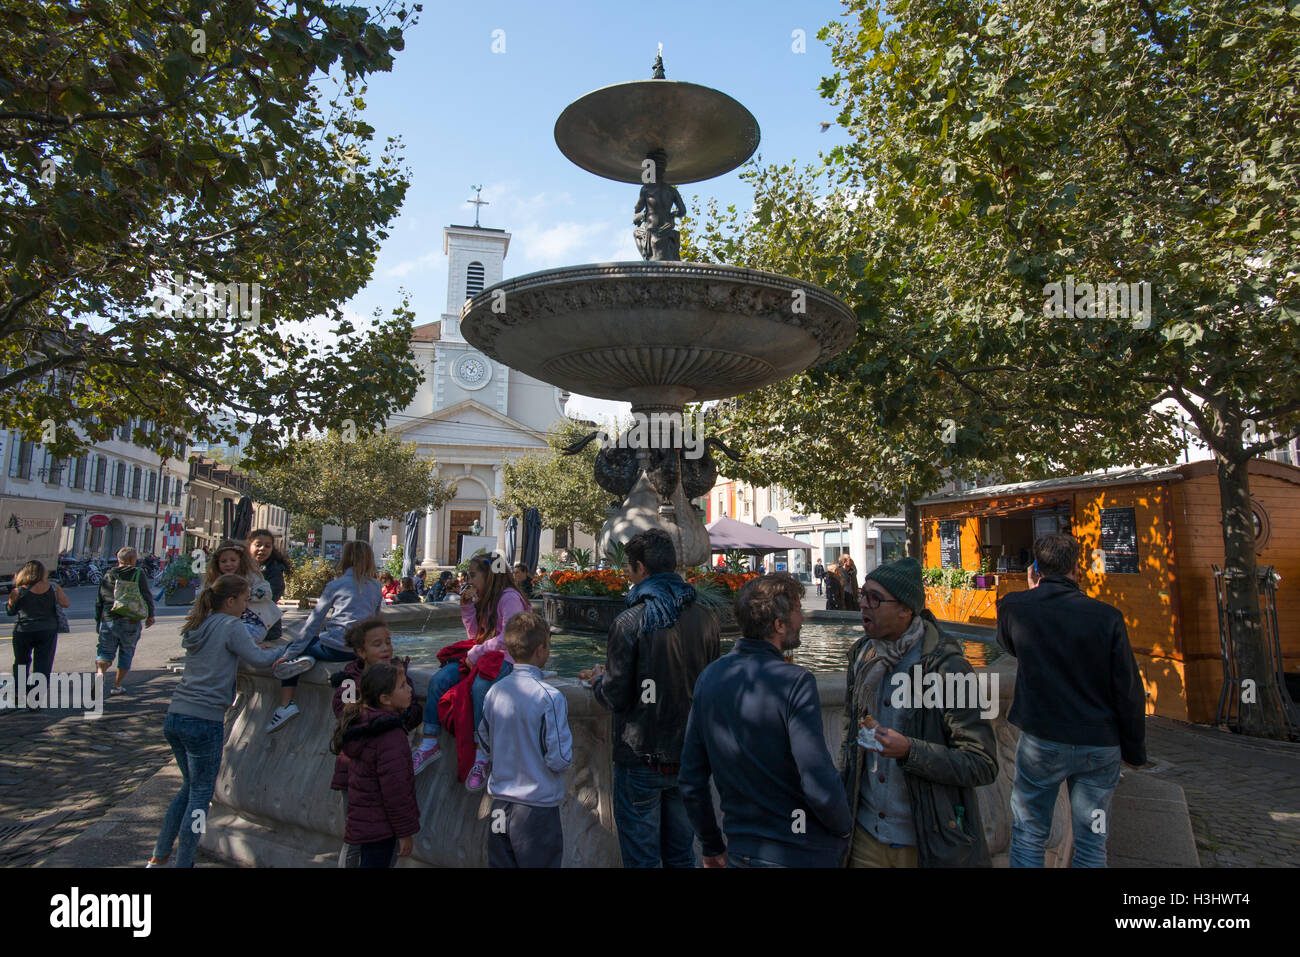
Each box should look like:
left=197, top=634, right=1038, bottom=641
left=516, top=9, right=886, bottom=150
left=109, top=568, right=149, bottom=621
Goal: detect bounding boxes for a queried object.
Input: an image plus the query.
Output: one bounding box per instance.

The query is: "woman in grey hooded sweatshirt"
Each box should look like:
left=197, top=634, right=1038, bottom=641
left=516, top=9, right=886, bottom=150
left=149, top=574, right=283, bottom=867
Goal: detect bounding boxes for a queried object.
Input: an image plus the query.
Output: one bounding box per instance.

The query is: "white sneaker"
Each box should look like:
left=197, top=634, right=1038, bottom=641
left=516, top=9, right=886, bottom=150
left=266, top=702, right=300, bottom=733
left=272, top=656, right=316, bottom=680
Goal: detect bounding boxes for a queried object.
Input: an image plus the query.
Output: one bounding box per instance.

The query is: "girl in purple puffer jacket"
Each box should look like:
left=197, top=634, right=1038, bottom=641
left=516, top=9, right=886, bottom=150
left=331, top=662, right=421, bottom=868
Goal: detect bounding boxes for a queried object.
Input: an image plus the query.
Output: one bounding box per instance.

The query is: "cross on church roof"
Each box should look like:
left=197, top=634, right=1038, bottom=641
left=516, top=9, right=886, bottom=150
left=467, top=185, right=489, bottom=228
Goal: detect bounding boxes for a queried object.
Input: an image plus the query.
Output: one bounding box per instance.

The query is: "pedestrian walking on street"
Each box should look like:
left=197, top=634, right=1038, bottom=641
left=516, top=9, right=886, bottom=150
left=584, top=528, right=721, bottom=868
left=841, top=558, right=998, bottom=867
left=814, top=558, right=825, bottom=596
left=94, top=547, right=156, bottom=696
left=6, top=560, right=70, bottom=688
left=996, top=533, right=1147, bottom=868
left=680, top=573, right=851, bottom=868
left=840, top=555, right=861, bottom=611
left=150, top=574, right=283, bottom=867
left=268, top=541, right=383, bottom=732
left=824, top=559, right=844, bottom=610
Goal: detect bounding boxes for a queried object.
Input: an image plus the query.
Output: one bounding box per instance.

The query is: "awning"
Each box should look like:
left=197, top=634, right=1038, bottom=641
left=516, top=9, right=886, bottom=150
left=706, top=516, right=810, bottom=554
left=921, top=495, right=1073, bottom=520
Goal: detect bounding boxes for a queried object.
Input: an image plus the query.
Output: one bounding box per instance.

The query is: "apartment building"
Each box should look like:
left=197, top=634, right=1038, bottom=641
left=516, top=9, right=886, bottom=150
left=0, top=420, right=189, bottom=559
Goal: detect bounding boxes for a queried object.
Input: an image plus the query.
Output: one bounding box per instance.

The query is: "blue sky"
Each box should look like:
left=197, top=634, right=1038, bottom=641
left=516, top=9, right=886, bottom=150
left=339, top=0, right=853, bottom=421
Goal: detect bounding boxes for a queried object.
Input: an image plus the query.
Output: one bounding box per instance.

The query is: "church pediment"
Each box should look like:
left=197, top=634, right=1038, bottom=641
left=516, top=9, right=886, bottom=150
left=390, top=398, right=547, bottom=446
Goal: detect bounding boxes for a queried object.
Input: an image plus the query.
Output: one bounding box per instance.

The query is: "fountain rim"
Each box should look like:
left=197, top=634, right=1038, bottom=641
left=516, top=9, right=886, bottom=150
left=553, top=78, right=761, bottom=185
left=459, top=260, right=858, bottom=324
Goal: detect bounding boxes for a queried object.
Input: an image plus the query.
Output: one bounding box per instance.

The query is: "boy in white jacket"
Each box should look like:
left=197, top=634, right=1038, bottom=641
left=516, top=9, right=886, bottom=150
left=476, top=611, right=573, bottom=868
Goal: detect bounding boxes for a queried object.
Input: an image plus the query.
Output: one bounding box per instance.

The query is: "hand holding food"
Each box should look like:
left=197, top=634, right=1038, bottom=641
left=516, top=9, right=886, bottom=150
left=857, top=714, right=885, bottom=752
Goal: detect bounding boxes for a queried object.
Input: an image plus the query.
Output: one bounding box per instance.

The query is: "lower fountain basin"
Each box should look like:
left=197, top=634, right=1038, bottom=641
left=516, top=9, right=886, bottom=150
left=459, top=261, right=857, bottom=406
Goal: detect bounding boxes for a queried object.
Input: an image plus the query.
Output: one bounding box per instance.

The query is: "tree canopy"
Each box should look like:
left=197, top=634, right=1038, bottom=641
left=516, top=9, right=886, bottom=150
left=0, top=0, right=425, bottom=463
left=687, top=0, right=1299, bottom=736
left=253, top=429, right=455, bottom=533
left=493, top=418, right=612, bottom=544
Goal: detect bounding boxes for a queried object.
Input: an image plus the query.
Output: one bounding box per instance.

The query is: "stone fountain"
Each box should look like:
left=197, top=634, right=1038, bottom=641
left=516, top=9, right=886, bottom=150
left=461, top=52, right=857, bottom=568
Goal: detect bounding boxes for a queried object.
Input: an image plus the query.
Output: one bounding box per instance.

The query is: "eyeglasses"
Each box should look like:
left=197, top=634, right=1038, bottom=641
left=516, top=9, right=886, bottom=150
left=859, top=590, right=902, bottom=609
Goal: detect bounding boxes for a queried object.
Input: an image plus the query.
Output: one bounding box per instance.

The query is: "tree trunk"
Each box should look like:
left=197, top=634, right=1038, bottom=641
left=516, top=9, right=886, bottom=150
left=904, top=495, right=922, bottom=560
left=1215, top=453, right=1289, bottom=739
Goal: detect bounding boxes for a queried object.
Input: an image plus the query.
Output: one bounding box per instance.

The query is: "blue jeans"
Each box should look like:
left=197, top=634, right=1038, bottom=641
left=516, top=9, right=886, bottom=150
left=280, top=637, right=354, bottom=687
left=1010, top=731, right=1122, bottom=868
left=97, top=617, right=143, bottom=670
left=153, top=713, right=224, bottom=867
left=422, top=660, right=514, bottom=737
left=612, top=762, right=696, bottom=868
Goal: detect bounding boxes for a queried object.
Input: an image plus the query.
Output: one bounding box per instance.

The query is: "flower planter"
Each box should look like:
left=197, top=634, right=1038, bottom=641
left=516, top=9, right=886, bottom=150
left=543, top=593, right=627, bottom=635
left=542, top=592, right=740, bottom=636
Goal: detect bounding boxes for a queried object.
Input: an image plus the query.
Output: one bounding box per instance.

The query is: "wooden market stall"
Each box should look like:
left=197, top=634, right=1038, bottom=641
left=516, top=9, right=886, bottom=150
left=915, top=461, right=1300, bottom=723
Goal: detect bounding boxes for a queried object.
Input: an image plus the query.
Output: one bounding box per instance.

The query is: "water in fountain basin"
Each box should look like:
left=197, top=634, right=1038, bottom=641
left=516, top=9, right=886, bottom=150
left=389, top=623, right=1003, bottom=676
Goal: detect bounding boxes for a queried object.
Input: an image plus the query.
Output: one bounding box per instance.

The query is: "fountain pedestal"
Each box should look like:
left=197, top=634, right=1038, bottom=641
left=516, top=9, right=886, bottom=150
left=599, top=470, right=710, bottom=568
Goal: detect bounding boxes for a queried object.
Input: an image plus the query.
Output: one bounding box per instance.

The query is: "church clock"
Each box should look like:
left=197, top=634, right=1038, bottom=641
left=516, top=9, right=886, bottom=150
left=453, top=353, right=492, bottom=390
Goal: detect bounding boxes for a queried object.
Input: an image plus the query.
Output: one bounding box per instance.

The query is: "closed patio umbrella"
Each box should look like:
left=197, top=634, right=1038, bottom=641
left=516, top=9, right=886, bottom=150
left=504, top=514, right=519, bottom=566
left=522, top=507, right=542, bottom=573
left=231, top=496, right=254, bottom=541
left=402, top=510, right=421, bottom=578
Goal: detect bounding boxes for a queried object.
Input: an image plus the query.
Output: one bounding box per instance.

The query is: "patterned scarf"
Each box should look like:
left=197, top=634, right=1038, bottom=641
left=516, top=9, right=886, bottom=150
left=625, top=572, right=696, bottom=636
left=852, top=613, right=926, bottom=722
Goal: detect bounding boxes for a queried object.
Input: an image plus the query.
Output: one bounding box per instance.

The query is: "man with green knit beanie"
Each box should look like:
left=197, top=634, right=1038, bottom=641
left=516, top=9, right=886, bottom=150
left=838, top=557, right=998, bottom=868
left=863, top=557, right=926, bottom=616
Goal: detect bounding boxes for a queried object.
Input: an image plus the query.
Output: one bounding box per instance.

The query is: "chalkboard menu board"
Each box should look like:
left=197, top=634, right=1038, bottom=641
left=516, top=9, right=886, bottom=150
left=939, top=520, right=961, bottom=569
left=1099, top=507, right=1139, bottom=574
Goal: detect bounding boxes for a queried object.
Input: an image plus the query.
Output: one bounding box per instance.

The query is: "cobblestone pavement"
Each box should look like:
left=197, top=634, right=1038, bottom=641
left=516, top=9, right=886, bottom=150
left=1142, top=716, right=1300, bottom=867
left=0, top=667, right=186, bottom=867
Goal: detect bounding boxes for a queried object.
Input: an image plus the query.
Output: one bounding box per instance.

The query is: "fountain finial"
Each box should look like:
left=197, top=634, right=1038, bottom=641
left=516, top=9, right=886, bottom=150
left=652, top=43, right=665, bottom=79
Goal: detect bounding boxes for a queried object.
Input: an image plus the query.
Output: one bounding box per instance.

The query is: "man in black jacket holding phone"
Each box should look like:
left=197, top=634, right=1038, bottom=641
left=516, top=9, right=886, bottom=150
left=996, top=532, right=1147, bottom=867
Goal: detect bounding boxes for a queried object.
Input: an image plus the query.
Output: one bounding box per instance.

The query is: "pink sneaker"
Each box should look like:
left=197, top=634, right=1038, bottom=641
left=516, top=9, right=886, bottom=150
left=465, top=761, right=488, bottom=792
left=412, top=742, right=440, bottom=776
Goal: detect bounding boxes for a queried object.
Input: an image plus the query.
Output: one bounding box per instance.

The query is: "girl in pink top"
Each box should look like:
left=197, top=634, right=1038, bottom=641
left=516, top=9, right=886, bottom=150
left=414, top=554, right=531, bottom=789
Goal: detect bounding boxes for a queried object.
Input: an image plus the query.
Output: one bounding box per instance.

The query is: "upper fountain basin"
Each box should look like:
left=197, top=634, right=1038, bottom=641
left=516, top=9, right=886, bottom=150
left=459, top=261, right=858, bottom=406
left=554, top=80, right=760, bottom=184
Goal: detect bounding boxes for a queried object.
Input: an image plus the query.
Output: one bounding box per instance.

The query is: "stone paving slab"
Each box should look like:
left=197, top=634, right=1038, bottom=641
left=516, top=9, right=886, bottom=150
left=1140, top=716, right=1300, bottom=867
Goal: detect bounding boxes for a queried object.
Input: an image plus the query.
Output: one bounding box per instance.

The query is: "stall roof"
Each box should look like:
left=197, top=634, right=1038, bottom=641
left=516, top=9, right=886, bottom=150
left=706, top=516, right=809, bottom=553
left=916, top=464, right=1190, bottom=508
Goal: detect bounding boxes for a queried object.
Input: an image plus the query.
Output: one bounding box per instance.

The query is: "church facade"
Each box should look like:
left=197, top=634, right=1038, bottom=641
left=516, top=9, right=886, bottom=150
left=370, top=223, right=590, bottom=569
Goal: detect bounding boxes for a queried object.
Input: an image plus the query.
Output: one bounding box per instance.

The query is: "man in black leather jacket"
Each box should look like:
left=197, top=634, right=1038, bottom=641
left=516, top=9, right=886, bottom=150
left=587, top=529, right=720, bottom=867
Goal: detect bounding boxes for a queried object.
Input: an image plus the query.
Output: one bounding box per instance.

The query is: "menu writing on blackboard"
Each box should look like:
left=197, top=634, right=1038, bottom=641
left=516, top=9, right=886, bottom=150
left=1099, top=507, right=1139, bottom=574
left=939, top=520, right=961, bottom=569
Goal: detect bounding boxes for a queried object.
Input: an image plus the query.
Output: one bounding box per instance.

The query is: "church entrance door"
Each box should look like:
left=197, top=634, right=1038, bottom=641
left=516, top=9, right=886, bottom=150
left=448, top=509, right=481, bottom=563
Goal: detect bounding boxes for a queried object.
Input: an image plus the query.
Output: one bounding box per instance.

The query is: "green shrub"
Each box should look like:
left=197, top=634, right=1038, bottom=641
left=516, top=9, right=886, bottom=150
left=285, top=557, right=337, bottom=605
left=383, top=545, right=404, bottom=578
